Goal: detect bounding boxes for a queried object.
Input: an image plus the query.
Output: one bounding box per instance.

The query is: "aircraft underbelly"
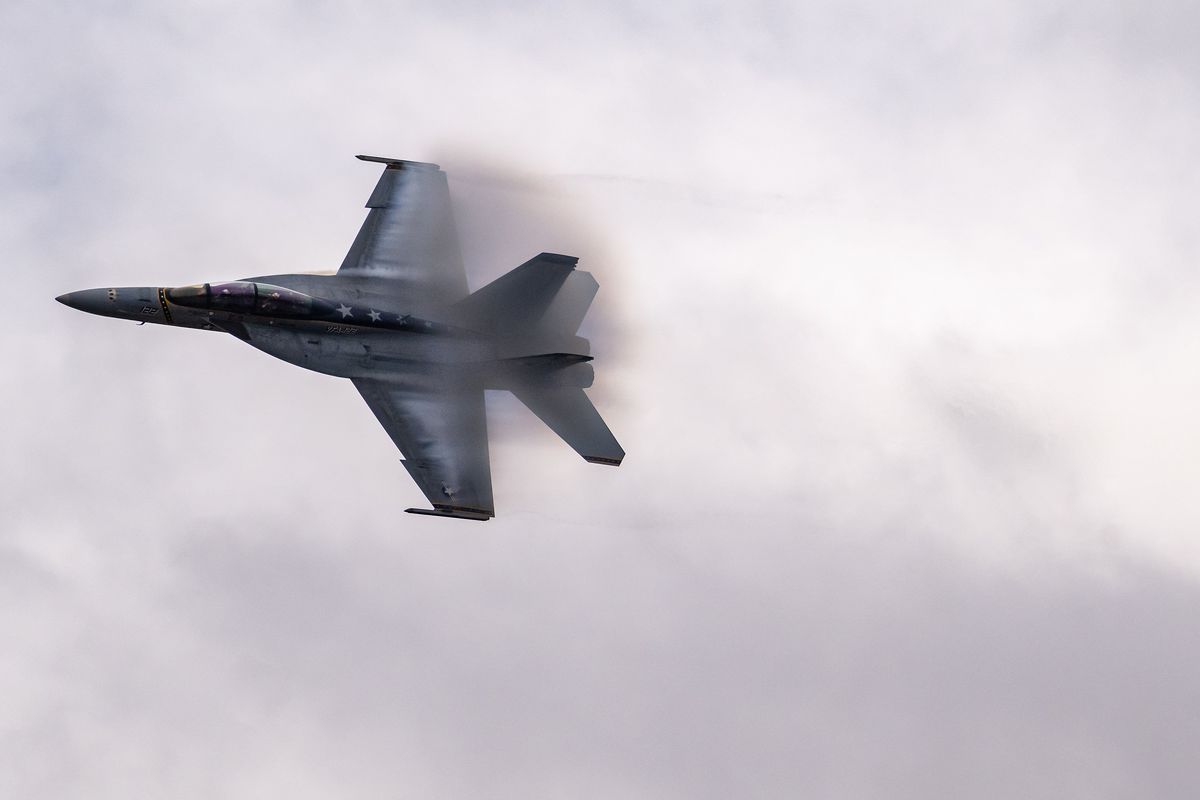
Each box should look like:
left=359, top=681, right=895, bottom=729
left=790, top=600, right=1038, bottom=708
left=239, top=321, right=490, bottom=380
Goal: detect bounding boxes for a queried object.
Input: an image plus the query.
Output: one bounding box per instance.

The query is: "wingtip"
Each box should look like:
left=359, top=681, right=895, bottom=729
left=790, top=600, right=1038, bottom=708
left=583, top=454, right=624, bottom=466
left=537, top=252, right=580, bottom=267
left=405, top=507, right=493, bottom=521
left=356, top=155, right=441, bottom=170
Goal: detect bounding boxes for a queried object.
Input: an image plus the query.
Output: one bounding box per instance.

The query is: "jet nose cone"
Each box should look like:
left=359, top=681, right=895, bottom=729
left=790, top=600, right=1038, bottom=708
left=56, top=288, right=110, bottom=315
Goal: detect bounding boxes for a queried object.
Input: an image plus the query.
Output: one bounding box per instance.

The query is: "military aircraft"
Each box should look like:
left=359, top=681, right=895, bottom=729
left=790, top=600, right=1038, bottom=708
left=57, top=155, right=623, bottom=521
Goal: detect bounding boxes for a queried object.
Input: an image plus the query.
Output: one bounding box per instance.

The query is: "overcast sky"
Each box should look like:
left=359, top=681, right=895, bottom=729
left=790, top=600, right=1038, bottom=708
left=4, top=1, right=1200, bottom=797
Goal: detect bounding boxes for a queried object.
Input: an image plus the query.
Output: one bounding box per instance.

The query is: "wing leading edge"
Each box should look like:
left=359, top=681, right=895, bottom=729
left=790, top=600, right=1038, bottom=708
left=339, top=156, right=469, bottom=312
left=352, top=378, right=494, bottom=521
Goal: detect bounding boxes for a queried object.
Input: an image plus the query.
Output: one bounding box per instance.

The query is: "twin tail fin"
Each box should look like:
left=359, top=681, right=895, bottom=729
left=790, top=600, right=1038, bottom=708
left=454, top=253, right=623, bottom=466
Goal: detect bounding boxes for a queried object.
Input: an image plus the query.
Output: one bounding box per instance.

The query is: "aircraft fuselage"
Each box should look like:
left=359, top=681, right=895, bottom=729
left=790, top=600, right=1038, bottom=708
left=56, top=275, right=583, bottom=389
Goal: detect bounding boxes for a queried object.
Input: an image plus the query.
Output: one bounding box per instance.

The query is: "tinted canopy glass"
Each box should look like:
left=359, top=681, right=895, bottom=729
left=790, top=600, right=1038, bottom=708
left=166, top=281, right=326, bottom=318
left=165, top=284, right=209, bottom=306
left=254, top=285, right=313, bottom=316
left=208, top=282, right=256, bottom=311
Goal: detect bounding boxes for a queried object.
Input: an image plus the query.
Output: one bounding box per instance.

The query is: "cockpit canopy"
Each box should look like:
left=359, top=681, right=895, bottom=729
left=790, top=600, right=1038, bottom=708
left=166, top=281, right=329, bottom=318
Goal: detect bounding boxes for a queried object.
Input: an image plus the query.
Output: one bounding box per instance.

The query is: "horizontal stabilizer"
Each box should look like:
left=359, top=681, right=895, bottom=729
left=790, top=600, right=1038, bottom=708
left=511, top=385, right=624, bottom=466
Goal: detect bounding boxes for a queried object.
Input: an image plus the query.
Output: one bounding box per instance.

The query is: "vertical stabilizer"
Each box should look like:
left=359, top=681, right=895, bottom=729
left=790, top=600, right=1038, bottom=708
left=510, top=385, right=624, bottom=466
left=452, top=253, right=578, bottom=335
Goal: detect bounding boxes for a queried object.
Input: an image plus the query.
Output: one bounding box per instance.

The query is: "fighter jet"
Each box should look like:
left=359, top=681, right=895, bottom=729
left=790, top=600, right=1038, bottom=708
left=57, top=155, right=623, bottom=520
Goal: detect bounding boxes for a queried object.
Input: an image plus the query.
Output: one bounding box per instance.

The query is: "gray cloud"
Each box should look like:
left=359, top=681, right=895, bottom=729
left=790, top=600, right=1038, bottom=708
left=4, top=1, right=1200, bottom=797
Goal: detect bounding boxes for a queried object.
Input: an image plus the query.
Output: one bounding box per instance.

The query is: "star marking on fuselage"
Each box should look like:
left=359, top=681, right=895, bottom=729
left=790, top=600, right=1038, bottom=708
left=336, top=303, right=353, bottom=318
left=368, top=309, right=381, bottom=322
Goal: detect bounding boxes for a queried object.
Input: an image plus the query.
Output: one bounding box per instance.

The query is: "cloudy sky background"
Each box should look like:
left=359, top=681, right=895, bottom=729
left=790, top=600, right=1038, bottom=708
left=4, top=1, right=1200, bottom=796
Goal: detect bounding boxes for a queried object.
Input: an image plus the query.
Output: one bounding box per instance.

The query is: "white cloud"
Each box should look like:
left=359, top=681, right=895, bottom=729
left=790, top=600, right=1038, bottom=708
left=3, top=1, right=1200, bottom=796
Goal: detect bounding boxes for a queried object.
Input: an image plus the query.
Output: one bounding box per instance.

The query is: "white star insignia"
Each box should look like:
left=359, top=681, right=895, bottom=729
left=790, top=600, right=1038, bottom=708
left=336, top=303, right=353, bottom=318
left=368, top=309, right=381, bottom=322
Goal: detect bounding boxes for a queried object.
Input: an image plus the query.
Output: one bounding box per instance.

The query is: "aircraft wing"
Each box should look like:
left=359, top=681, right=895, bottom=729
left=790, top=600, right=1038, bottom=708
left=352, top=377, right=494, bottom=520
left=338, top=156, right=470, bottom=311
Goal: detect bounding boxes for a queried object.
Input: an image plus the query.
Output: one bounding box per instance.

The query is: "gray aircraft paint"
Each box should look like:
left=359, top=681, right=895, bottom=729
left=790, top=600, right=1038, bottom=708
left=56, top=156, right=624, bottom=521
